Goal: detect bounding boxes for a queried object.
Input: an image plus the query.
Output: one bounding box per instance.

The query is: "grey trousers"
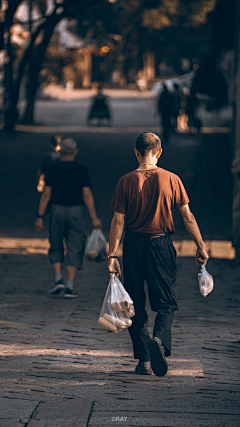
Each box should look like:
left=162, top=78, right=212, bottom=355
left=48, top=204, right=86, bottom=269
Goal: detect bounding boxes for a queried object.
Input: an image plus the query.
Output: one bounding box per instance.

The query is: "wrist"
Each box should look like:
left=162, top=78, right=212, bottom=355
left=90, top=213, right=97, bottom=220
left=107, top=255, right=118, bottom=259
left=197, top=242, right=205, bottom=250
left=36, top=213, right=44, bottom=218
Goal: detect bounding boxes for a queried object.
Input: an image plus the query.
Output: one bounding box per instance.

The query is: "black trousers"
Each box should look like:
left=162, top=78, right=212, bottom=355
left=123, top=230, right=178, bottom=362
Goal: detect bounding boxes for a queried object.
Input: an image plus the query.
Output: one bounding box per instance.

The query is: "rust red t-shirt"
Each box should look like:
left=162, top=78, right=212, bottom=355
left=109, top=168, right=190, bottom=234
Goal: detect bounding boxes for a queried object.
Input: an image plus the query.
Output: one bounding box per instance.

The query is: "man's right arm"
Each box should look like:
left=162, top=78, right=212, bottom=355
left=178, top=204, right=209, bottom=265
left=34, top=186, right=52, bottom=231
left=107, top=212, right=125, bottom=277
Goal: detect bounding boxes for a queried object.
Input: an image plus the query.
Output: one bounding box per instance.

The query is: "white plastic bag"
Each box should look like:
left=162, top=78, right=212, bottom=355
left=98, top=274, right=135, bottom=333
left=198, top=265, right=214, bottom=297
left=85, top=229, right=107, bottom=262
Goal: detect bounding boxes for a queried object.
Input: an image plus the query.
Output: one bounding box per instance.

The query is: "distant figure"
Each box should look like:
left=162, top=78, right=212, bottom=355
left=37, top=135, right=61, bottom=193
left=87, top=87, right=111, bottom=126
left=35, top=138, right=102, bottom=298
left=157, top=84, right=173, bottom=143
left=172, top=83, right=181, bottom=130
left=186, top=91, right=201, bottom=131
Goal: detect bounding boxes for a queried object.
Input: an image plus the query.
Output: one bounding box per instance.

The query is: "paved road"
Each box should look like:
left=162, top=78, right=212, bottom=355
left=0, top=254, right=239, bottom=426
left=30, top=90, right=232, bottom=128
left=0, top=97, right=238, bottom=426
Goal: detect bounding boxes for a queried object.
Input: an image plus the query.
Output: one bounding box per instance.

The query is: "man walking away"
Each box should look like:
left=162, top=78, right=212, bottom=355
left=157, top=84, right=173, bottom=143
left=35, top=138, right=102, bottom=298
left=107, top=132, right=208, bottom=377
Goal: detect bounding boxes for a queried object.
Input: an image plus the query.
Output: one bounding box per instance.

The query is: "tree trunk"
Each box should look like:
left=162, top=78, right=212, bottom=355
left=82, top=52, right=92, bottom=88
left=3, top=0, right=22, bottom=130
left=21, top=18, right=61, bottom=124
left=10, top=21, right=46, bottom=118
left=143, top=51, right=155, bottom=84
left=3, top=24, right=16, bottom=130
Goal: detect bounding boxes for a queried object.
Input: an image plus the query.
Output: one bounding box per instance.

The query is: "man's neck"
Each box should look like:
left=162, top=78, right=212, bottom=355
left=137, top=159, right=158, bottom=170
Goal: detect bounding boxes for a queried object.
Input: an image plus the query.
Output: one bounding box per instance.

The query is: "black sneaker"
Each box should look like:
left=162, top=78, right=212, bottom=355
left=135, top=361, right=152, bottom=375
left=148, top=337, right=168, bottom=377
left=64, top=288, right=78, bottom=298
left=49, top=280, right=64, bottom=295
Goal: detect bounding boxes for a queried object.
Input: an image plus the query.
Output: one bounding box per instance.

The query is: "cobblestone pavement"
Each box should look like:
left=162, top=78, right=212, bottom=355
left=0, top=96, right=239, bottom=426
left=0, top=255, right=239, bottom=426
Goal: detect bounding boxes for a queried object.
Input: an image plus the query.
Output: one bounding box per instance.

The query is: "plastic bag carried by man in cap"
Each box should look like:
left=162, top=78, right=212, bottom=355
left=35, top=137, right=102, bottom=298
left=107, top=132, right=209, bottom=377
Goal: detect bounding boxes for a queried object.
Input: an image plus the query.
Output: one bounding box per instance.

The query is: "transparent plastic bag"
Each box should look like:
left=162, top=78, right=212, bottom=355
left=198, top=265, right=214, bottom=297
left=98, top=274, right=135, bottom=333
left=85, top=229, right=107, bottom=262
left=111, top=275, right=134, bottom=311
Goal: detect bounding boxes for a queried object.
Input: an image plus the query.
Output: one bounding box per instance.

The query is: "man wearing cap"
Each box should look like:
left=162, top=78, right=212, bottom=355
left=107, top=132, right=208, bottom=377
left=35, top=138, right=102, bottom=298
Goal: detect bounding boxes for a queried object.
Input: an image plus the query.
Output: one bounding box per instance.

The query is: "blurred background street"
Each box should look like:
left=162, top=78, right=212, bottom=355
left=0, top=117, right=232, bottom=243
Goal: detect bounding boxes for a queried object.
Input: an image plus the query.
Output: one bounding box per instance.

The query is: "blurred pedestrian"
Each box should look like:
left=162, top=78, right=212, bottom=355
left=172, top=83, right=181, bottom=130
left=37, top=134, right=61, bottom=193
left=107, top=132, right=208, bottom=377
left=35, top=138, right=102, bottom=298
left=157, top=84, right=173, bottom=143
left=185, top=90, right=201, bottom=131
left=87, top=87, right=111, bottom=126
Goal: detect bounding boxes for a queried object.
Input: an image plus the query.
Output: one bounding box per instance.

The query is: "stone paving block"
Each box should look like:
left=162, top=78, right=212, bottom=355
left=93, top=394, right=240, bottom=414
left=29, top=418, right=87, bottom=427
left=28, top=398, right=93, bottom=427
left=88, top=413, right=240, bottom=427
left=0, top=420, right=24, bottom=427
left=0, top=397, right=39, bottom=421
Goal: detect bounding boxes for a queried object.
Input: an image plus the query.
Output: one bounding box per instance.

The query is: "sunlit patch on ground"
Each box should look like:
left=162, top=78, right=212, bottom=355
left=0, top=238, right=235, bottom=259
left=0, top=345, right=203, bottom=376
left=167, top=359, right=203, bottom=377
left=0, top=345, right=132, bottom=357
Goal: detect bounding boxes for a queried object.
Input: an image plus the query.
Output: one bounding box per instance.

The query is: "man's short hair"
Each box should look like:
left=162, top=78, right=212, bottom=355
left=135, top=132, right=161, bottom=157
left=60, top=138, right=77, bottom=154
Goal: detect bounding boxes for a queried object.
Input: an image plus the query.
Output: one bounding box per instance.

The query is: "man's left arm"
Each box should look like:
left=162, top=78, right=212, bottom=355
left=34, top=186, right=52, bottom=231
left=178, top=204, right=209, bottom=265
left=107, top=212, right=125, bottom=277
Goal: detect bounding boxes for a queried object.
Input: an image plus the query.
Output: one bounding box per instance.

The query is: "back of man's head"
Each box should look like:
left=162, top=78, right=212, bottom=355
left=60, top=138, right=77, bottom=155
left=135, top=132, right=161, bottom=157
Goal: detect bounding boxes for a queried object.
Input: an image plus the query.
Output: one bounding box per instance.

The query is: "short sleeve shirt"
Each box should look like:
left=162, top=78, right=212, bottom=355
left=45, top=160, right=91, bottom=206
left=109, top=168, right=189, bottom=234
